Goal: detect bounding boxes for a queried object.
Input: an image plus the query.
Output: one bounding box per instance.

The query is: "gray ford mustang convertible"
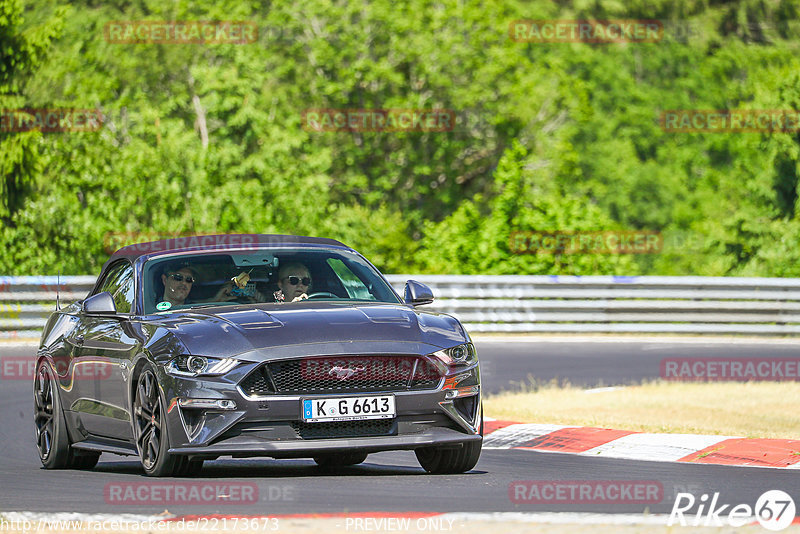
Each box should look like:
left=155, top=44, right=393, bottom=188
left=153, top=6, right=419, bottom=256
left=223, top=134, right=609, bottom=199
left=34, top=235, right=482, bottom=476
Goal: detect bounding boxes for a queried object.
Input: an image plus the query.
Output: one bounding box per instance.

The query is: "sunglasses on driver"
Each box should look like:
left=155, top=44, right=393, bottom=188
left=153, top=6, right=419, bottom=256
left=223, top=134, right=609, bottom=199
left=285, top=276, right=311, bottom=286
left=168, top=273, right=196, bottom=284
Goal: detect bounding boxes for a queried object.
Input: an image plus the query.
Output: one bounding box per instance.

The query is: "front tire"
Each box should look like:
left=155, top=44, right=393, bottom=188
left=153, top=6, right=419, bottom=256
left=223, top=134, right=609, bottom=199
left=132, top=364, right=178, bottom=477
left=313, top=452, right=368, bottom=469
left=415, top=440, right=482, bottom=474
left=34, top=360, right=100, bottom=470
left=416, top=411, right=483, bottom=474
left=174, top=456, right=204, bottom=477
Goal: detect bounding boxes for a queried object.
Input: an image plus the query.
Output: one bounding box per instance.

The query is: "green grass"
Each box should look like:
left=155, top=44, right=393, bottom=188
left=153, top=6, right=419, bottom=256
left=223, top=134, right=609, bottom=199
left=484, top=380, right=800, bottom=439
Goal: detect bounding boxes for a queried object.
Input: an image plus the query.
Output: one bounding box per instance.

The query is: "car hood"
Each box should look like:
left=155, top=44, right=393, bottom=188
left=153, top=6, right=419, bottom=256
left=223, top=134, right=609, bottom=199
left=142, top=302, right=467, bottom=359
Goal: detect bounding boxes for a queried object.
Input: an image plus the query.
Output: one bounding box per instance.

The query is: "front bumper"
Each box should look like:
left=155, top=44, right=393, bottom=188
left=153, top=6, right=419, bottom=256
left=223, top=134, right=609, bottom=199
left=160, top=357, right=482, bottom=458
left=168, top=425, right=481, bottom=458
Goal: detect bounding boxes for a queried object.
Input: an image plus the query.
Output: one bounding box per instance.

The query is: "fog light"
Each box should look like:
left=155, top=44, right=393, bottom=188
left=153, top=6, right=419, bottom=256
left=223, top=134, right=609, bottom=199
left=178, top=398, right=237, bottom=410
left=444, top=386, right=480, bottom=399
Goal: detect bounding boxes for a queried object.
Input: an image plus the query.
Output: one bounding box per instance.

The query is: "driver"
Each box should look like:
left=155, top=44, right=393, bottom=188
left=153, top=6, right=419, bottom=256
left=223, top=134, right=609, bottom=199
left=160, top=262, right=252, bottom=307
left=160, top=264, right=199, bottom=307
left=274, top=262, right=312, bottom=303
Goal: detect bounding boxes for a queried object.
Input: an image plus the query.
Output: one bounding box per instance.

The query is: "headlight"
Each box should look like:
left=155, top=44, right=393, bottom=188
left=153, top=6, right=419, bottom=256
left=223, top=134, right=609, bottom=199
left=432, top=343, right=478, bottom=366
left=166, top=355, right=238, bottom=377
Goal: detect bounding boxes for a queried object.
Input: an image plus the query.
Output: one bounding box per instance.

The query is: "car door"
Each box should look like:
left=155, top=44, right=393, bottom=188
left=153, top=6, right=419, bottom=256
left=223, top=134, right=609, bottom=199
left=71, top=260, right=140, bottom=439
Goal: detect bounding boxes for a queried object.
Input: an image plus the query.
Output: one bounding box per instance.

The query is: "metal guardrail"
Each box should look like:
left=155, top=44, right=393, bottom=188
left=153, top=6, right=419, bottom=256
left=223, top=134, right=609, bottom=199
left=2, top=275, right=800, bottom=338
left=384, top=275, right=800, bottom=335
left=0, top=276, right=95, bottom=339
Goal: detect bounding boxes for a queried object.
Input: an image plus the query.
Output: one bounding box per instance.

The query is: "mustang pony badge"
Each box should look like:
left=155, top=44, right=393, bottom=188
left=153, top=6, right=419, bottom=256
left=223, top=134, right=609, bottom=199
left=328, top=365, right=367, bottom=380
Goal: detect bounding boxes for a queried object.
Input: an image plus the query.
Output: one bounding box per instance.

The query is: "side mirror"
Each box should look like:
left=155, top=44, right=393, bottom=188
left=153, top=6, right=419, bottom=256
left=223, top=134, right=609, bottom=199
left=83, top=291, right=117, bottom=314
left=404, top=280, right=434, bottom=306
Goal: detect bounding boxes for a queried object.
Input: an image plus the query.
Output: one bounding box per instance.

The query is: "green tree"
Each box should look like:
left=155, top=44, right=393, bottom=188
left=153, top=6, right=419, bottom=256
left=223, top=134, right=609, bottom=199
left=0, top=0, right=66, bottom=223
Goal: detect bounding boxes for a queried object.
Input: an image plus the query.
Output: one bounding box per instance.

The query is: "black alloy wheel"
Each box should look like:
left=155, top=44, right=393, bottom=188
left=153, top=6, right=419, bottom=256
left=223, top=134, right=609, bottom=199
left=34, top=360, right=100, bottom=470
left=133, top=364, right=178, bottom=476
left=34, top=363, right=57, bottom=464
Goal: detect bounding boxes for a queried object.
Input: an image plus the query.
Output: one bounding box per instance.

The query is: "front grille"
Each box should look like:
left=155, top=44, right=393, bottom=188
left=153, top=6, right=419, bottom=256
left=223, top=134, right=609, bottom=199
left=239, top=355, right=442, bottom=396
left=290, top=419, right=395, bottom=439
left=239, top=369, right=272, bottom=396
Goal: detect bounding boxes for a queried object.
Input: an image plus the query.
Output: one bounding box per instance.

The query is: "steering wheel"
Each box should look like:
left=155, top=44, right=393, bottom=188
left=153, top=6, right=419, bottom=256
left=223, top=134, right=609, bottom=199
left=306, top=291, right=338, bottom=299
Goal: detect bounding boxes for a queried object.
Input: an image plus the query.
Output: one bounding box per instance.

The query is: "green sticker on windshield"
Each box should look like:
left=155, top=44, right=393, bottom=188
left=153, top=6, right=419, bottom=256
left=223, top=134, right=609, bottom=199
left=156, top=301, right=172, bottom=311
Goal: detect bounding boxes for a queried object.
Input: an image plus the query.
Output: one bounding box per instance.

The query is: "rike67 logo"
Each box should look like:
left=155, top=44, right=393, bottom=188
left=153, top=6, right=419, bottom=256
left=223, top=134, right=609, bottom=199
left=670, top=490, right=796, bottom=531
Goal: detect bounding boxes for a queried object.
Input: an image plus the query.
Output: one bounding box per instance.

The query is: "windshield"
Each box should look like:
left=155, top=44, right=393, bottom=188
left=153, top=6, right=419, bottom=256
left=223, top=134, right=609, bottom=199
left=142, top=247, right=401, bottom=314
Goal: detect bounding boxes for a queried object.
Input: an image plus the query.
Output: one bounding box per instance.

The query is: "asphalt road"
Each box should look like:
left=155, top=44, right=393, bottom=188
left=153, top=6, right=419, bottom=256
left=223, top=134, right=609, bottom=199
left=1, top=340, right=799, bottom=516
left=476, top=337, right=800, bottom=393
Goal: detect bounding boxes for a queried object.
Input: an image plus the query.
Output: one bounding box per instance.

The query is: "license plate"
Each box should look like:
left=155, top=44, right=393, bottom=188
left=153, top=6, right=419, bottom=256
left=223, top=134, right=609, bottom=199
left=302, top=395, right=395, bottom=423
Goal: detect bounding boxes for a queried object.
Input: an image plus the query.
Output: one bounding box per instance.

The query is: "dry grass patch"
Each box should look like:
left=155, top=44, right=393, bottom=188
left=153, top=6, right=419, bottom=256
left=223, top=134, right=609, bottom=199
left=484, top=380, right=800, bottom=439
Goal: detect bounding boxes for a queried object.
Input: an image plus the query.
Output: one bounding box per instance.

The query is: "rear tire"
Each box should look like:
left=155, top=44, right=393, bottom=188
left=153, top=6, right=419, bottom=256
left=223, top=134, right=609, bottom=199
left=34, top=360, right=101, bottom=470
left=313, top=452, right=368, bottom=469
left=34, top=360, right=73, bottom=469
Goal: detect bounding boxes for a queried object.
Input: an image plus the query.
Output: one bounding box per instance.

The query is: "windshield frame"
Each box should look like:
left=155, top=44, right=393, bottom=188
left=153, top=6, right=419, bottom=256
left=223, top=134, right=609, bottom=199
left=139, top=245, right=402, bottom=314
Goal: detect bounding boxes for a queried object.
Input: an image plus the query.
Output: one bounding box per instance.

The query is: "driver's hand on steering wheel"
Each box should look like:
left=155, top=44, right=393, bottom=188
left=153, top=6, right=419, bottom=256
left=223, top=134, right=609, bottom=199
left=290, top=293, right=308, bottom=302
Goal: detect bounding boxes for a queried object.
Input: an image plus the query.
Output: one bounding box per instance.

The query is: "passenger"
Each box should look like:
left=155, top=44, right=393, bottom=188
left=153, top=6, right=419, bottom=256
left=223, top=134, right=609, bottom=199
left=274, top=262, right=312, bottom=302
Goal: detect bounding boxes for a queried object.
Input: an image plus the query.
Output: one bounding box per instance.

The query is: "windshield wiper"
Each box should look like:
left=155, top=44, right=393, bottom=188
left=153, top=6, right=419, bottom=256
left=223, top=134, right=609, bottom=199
left=182, top=302, right=237, bottom=310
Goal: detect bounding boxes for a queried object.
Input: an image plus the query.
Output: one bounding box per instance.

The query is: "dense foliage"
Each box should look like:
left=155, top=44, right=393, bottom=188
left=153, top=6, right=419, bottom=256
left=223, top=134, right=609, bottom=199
left=1, top=0, right=799, bottom=276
